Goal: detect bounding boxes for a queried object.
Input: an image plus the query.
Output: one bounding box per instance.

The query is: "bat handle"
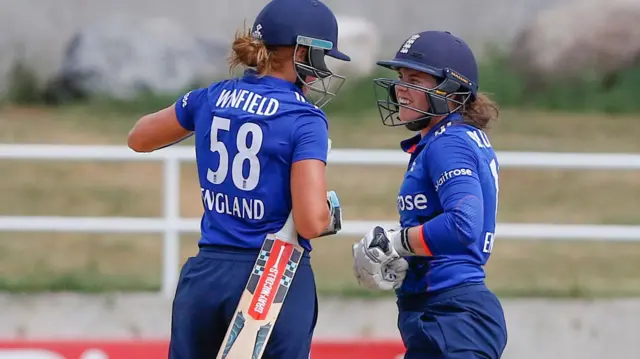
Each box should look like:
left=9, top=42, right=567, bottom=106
left=274, top=212, right=298, bottom=244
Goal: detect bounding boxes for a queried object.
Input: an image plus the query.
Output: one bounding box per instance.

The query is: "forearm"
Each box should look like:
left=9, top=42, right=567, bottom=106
left=128, top=105, right=192, bottom=152
left=391, top=208, right=481, bottom=257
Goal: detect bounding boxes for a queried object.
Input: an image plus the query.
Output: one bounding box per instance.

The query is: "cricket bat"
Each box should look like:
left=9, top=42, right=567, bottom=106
left=216, top=212, right=302, bottom=359
left=217, top=139, right=333, bottom=359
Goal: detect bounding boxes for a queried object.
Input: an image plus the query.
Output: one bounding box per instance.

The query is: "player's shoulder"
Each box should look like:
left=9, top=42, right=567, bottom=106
left=279, top=90, right=327, bottom=114
left=205, top=78, right=239, bottom=100
left=424, top=121, right=492, bottom=159
left=295, top=101, right=328, bottom=123
left=274, top=91, right=328, bottom=127
left=178, top=80, right=228, bottom=110
left=432, top=119, right=493, bottom=144
left=426, top=121, right=470, bottom=145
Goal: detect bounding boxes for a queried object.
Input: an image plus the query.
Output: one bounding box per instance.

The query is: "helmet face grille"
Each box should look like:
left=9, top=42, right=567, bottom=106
left=372, top=77, right=472, bottom=128
left=293, top=43, right=346, bottom=108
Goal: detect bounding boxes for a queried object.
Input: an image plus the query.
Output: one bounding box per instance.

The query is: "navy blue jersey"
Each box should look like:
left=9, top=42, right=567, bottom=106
left=174, top=70, right=329, bottom=251
left=396, top=113, right=499, bottom=295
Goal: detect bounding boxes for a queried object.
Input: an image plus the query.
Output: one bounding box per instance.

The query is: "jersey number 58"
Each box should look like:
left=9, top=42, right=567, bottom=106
left=207, top=115, right=263, bottom=191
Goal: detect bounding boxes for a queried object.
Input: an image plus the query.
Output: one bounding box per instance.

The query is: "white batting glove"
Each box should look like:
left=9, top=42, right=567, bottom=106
left=352, top=226, right=409, bottom=291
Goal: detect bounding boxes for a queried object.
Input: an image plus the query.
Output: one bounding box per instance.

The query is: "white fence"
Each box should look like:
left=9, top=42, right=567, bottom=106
left=1, top=144, right=640, bottom=298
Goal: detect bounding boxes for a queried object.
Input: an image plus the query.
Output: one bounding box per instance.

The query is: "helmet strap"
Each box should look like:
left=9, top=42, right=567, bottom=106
left=294, top=74, right=306, bottom=89
left=404, top=116, right=432, bottom=131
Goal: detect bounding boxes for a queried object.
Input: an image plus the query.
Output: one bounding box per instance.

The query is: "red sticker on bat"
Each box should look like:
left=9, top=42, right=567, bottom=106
left=248, top=239, right=294, bottom=320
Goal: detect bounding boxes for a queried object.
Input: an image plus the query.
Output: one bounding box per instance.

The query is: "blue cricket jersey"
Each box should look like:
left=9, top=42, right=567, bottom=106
left=396, top=113, right=500, bottom=295
left=174, top=69, right=329, bottom=252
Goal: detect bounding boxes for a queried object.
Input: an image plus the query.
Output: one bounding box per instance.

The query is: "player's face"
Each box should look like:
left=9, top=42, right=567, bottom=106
left=301, top=76, right=318, bottom=95
left=294, top=47, right=314, bottom=95
left=395, top=68, right=437, bottom=122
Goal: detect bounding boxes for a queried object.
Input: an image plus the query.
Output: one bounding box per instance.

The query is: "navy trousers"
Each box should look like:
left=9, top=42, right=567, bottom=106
left=169, top=245, right=318, bottom=359
left=397, top=283, right=508, bottom=359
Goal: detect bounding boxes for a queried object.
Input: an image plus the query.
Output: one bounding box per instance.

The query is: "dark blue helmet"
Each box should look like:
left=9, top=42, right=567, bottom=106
left=373, top=30, right=478, bottom=130
left=251, top=0, right=351, bottom=107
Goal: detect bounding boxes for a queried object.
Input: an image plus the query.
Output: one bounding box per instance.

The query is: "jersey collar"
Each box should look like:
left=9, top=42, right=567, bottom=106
left=241, top=69, right=303, bottom=94
left=400, top=113, right=463, bottom=154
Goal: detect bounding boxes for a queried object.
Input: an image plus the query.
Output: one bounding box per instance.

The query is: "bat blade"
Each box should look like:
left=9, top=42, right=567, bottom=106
left=217, top=140, right=331, bottom=358
left=217, top=228, right=303, bottom=358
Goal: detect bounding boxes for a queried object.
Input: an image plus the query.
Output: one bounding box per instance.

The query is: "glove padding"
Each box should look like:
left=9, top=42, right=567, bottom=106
left=352, top=226, right=408, bottom=291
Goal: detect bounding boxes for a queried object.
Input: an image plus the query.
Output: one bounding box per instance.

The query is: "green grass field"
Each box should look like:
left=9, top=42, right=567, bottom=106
left=1, top=104, right=639, bottom=297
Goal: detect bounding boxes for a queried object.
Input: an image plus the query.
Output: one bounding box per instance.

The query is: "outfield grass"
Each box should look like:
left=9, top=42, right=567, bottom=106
left=1, top=105, right=639, bottom=297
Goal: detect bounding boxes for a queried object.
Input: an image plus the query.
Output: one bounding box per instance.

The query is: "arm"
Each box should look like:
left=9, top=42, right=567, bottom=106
left=290, top=115, right=331, bottom=239
left=127, top=90, right=203, bottom=152
left=351, top=135, right=482, bottom=291
left=392, top=135, right=484, bottom=257
left=291, top=160, right=329, bottom=239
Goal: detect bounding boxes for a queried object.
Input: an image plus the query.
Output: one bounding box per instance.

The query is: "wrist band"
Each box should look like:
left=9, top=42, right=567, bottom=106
left=400, top=227, right=414, bottom=254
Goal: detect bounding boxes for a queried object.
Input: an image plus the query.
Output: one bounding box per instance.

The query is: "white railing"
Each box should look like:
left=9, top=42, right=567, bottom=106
left=1, top=144, right=640, bottom=298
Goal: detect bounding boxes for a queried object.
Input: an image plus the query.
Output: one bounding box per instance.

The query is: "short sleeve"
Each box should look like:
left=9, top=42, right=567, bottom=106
left=291, top=115, right=329, bottom=164
left=174, top=88, right=207, bottom=131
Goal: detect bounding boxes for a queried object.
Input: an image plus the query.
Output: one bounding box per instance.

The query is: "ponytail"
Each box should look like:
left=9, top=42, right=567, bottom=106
left=461, top=92, right=500, bottom=130
left=228, top=26, right=289, bottom=75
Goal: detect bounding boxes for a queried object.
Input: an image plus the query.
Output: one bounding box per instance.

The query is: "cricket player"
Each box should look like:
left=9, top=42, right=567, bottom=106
left=351, top=31, right=508, bottom=358
left=127, top=0, right=349, bottom=357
